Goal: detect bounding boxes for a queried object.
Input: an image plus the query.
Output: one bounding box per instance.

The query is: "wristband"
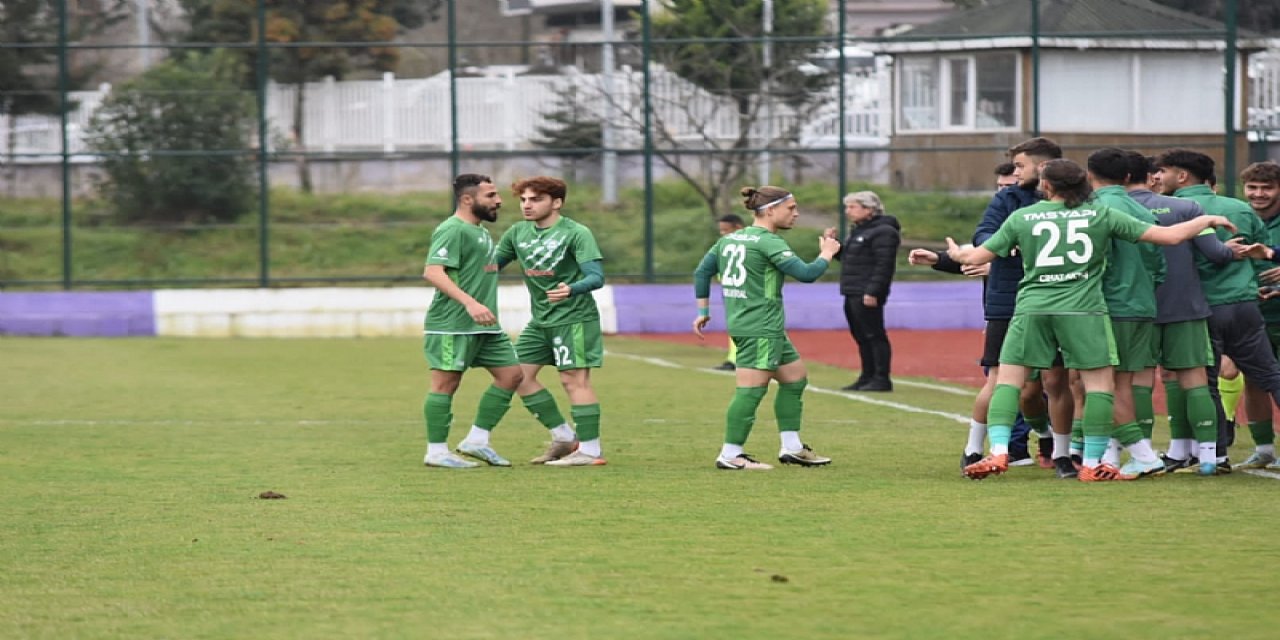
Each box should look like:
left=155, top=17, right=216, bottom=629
left=697, top=308, right=710, bottom=318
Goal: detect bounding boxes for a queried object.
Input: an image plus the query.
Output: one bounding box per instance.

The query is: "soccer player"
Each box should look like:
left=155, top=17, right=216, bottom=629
left=1085, top=148, right=1166, bottom=476
left=1155, top=149, right=1280, bottom=473
left=712, top=213, right=747, bottom=372
left=1236, top=161, right=1280, bottom=468
left=421, top=174, right=524, bottom=469
left=1123, top=152, right=1237, bottom=476
left=692, top=185, right=840, bottom=470
left=946, top=159, right=1237, bottom=481
left=497, top=176, right=608, bottom=466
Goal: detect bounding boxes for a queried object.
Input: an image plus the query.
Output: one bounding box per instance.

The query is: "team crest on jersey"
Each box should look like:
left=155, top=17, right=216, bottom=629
left=436, top=248, right=448, bottom=257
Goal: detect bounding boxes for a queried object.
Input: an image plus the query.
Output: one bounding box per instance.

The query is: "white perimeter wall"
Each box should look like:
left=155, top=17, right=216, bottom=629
left=153, top=286, right=619, bottom=338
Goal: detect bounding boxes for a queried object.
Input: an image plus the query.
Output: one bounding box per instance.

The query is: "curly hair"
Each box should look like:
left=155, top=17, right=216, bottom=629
left=1241, top=161, right=1280, bottom=186
left=512, top=176, right=568, bottom=201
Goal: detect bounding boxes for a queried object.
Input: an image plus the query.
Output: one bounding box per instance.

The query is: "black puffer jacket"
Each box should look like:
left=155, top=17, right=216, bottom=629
left=838, top=214, right=901, bottom=300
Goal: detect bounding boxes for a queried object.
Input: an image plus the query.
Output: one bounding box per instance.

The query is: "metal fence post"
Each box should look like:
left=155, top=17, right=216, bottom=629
left=256, top=0, right=271, bottom=287
left=642, top=0, right=654, bottom=283
left=1224, top=0, right=1238, bottom=195
left=58, top=0, right=71, bottom=290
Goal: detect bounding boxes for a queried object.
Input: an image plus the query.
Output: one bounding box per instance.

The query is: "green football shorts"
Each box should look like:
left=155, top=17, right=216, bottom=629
left=515, top=320, right=604, bottom=370
left=424, top=332, right=519, bottom=371
left=1111, top=319, right=1157, bottom=372
left=731, top=334, right=801, bottom=372
left=1157, top=319, right=1213, bottom=370
left=999, top=314, right=1117, bottom=371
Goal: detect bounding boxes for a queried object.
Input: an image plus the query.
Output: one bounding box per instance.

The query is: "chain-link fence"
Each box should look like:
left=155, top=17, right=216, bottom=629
left=0, top=0, right=1266, bottom=289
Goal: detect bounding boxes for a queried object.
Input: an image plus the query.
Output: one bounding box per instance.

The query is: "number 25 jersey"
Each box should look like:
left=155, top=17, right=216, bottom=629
left=982, top=200, right=1151, bottom=315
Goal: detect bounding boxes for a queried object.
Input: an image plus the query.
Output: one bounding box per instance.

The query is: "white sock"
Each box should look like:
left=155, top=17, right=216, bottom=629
left=578, top=439, right=601, bottom=457
left=550, top=424, right=576, bottom=442
left=965, top=420, right=987, bottom=455
left=779, top=430, right=803, bottom=452
left=990, top=443, right=1009, bottom=456
left=1103, top=438, right=1122, bottom=466
left=1168, top=438, right=1193, bottom=460
left=1125, top=439, right=1158, bottom=463
left=1052, top=432, right=1072, bottom=459
left=720, top=443, right=744, bottom=460
left=1198, top=441, right=1217, bottom=464
left=462, top=426, right=490, bottom=447
left=1259, top=444, right=1276, bottom=456
left=1140, top=437, right=1153, bottom=452
left=426, top=442, right=449, bottom=457
left=1083, top=456, right=1101, bottom=468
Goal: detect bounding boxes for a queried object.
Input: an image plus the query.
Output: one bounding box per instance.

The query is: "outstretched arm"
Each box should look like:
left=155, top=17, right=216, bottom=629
left=1139, top=215, right=1237, bottom=246
left=945, top=237, right=998, bottom=265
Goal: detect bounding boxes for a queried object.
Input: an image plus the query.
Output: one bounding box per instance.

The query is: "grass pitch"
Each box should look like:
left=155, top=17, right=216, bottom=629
left=1, top=336, right=1276, bottom=639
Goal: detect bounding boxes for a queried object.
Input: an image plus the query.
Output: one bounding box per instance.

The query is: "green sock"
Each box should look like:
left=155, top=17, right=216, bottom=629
left=986, top=384, right=1020, bottom=449
left=521, top=388, right=567, bottom=429
left=424, top=392, right=453, bottom=443
left=1070, top=418, right=1084, bottom=451
left=1024, top=412, right=1050, bottom=437
left=1133, top=385, right=1155, bottom=440
left=1113, top=421, right=1144, bottom=447
left=1185, top=385, right=1217, bottom=444
left=1083, top=391, right=1115, bottom=460
left=571, top=403, right=601, bottom=442
left=1248, top=420, right=1275, bottom=446
left=725, top=386, right=768, bottom=446
left=1165, top=379, right=1192, bottom=440
left=774, top=378, right=807, bottom=431
left=473, top=385, right=514, bottom=431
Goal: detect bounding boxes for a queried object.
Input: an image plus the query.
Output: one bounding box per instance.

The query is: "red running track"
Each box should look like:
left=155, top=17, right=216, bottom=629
left=629, top=329, right=989, bottom=388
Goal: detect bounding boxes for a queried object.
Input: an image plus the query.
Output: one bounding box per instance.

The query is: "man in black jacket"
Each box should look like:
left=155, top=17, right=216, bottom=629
left=838, top=191, right=901, bottom=391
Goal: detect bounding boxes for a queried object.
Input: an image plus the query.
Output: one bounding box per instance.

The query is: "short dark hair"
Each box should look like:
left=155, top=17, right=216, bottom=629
left=717, top=213, right=745, bottom=227
left=512, top=176, right=568, bottom=202
left=1122, top=151, right=1151, bottom=185
left=453, top=173, right=492, bottom=199
left=1008, top=137, right=1062, bottom=160
left=1242, top=161, right=1280, bottom=185
left=1155, top=149, right=1215, bottom=182
left=994, top=162, right=1015, bottom=177
left=1086, top=147, right=1130, bottom=183
left=1040, top=159, right=1093, bottom=208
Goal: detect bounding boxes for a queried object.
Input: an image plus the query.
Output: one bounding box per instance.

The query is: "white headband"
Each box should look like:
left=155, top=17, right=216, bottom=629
left=754, top=193, right=794, bottom=212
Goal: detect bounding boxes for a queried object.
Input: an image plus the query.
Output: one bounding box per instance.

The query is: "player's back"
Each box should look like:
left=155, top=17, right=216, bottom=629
left=715, top=226, right=791, bottom=337
left=995, top=201, right=1147, bottom=315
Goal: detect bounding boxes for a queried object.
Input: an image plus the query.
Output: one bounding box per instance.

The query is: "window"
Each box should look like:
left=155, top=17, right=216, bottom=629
left=897, top=52, right=1020, bottom=132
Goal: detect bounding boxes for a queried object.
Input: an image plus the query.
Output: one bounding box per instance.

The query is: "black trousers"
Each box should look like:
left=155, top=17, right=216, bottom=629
left=1208, top=301, right=1280, bottom=454
left=843, top=296, right=892, bottom=383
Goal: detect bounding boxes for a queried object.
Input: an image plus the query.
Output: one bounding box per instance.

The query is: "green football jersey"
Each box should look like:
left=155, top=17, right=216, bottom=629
left=707, top=226, right=797, bottom=338
left=424, top=215, right=502, bottom=334
left=1259, top=209, right=1280, bottom=325
left=1178, top=184, right=1265, bottom=306
left=496, top=215, right=603, bottom=328
left=1093, top=186, right=1164, bottom=320
left=982, top=200, right=1151, bottom=315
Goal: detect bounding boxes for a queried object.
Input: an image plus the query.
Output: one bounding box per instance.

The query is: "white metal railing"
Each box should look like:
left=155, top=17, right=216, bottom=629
left=1250, top=50, right=1280, bottom=131
left=0, top=67, right=889, bottom=161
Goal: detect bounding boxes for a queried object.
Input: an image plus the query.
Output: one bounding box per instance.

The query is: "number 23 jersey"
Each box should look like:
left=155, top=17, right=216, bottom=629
left=708, top=226, right=796, bottom=337
left=982, top=200, right=1151, bottom=315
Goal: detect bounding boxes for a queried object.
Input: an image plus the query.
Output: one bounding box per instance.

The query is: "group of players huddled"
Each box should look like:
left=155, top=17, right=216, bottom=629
left=914, top=139, right=1280, bottom=481
left=419, top=142, right=1280, bottom=478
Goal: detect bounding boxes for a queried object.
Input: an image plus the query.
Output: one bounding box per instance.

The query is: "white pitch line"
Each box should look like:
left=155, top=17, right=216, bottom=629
left=893, top=379, right=974, bottom=396
left=608, top=351, right=969, bottom=424
left=1241, top=469, right=1280, bottom=481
